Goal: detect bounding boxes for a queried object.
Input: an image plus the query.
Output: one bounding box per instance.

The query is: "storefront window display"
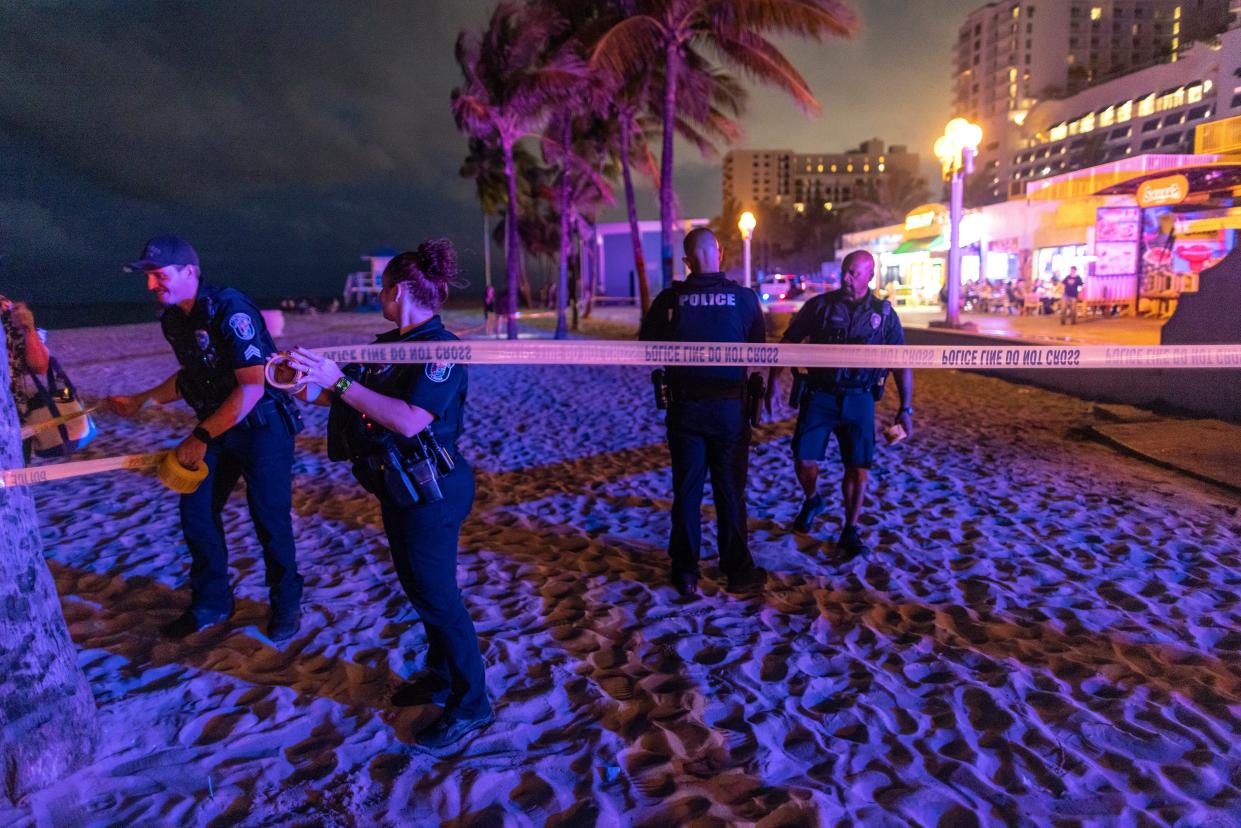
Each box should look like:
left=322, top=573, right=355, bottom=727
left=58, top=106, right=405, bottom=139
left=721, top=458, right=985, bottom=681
left=1034, top=245, right=1090, bottom=285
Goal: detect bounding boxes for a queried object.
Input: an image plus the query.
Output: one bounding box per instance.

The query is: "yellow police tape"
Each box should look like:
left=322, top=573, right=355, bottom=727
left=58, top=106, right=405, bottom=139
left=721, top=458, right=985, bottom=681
left=0, top=450, right=207, bottom=493
left=290, top=340, right=1241, bottom=371
left=6, top=339, right=1240, bottom=492
left=20, top=404, right=98, bottom=440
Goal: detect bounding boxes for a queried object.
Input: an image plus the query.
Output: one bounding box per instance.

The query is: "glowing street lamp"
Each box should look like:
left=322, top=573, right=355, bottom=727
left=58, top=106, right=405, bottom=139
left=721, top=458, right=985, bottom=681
left=934, top=118, right=983, bottom=328
left=738, top=210, right=756, bottom=289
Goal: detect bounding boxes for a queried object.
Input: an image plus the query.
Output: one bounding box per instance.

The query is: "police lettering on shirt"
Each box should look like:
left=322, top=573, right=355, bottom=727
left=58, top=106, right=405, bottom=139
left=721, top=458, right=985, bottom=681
left=678, top=293, right=737, bottom=307
left=639, top=272, right=766, bottom=386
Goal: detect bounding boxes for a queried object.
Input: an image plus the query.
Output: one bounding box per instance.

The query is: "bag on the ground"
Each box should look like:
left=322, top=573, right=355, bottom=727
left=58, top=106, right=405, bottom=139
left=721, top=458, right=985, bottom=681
left=24, top=358, right=97, bottom=457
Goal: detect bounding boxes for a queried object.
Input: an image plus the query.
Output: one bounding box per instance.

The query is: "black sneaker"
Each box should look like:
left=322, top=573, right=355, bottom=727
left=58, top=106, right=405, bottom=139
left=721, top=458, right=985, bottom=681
left=793, top=495, right=826, bottom=532
left=835, top=525, right=872, bottom=561
left=267, top=604, right=301, bottom=643
left=725, top=565, right=767, bottom=594
left=671, top=571, right=699, bottom=597
left=161, top=600, right=234, bottom=639
left=415, top=708, right=496, bottom=753
left=390, top=672, right=451, bottom=708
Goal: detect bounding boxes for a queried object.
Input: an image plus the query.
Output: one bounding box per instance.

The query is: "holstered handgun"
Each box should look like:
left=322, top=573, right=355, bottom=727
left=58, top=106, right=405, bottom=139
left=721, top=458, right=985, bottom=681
left=650, top=369, right=669, bottom=410
left=746, top=372, right=764, bottom=427
left=789, top=369, right=805, bottom=409
left=371, top=444, right=419, bottom=508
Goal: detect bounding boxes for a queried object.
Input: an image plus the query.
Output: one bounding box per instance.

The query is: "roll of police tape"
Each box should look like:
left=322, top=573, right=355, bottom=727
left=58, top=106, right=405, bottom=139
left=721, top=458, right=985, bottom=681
left=293, top=340, right=1241, bottom=370
left=0, top=450, right=207, bottom=494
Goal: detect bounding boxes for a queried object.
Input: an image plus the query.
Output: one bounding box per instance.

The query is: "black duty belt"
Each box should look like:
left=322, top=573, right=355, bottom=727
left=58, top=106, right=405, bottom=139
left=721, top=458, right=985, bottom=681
left=672, top=384, right=745, bottom=402
left=805, top=384, right=871, bottom=397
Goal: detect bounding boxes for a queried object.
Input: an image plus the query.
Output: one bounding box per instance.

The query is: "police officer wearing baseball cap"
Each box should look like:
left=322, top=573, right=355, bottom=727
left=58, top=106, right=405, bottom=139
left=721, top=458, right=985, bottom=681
left=107, top=235, right=305, bottom=641
left=639, top=227, right=768, bottom=597
left=767, top=250, right=913, bottom=560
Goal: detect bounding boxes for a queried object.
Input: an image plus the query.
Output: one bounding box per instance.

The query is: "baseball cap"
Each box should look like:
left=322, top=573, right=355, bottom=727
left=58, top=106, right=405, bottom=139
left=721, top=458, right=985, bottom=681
left=125, top=234, right=199, bottom=272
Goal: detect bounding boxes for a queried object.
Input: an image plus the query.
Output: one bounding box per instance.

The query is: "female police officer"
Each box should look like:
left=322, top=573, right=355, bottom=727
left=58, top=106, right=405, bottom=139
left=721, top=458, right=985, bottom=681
left=283, top=239, right=491, bottom=751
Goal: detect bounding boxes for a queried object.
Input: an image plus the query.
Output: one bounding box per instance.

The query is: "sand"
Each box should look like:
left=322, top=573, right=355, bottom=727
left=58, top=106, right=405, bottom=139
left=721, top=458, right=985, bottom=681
left=4, top=310, right=1241, bottom=826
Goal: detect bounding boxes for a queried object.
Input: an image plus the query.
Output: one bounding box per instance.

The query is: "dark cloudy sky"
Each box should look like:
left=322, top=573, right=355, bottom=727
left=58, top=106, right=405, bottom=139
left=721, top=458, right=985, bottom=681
left=0, top=0, right=980, bottom=306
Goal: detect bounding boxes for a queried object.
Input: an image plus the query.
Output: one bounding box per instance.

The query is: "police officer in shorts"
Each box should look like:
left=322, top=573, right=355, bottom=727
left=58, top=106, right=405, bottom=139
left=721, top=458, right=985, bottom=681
left=768, top=251, right=913, bottom=559
left=107, top=235, right=304, bottom=640
left=639, top=227, right=768, bottom=597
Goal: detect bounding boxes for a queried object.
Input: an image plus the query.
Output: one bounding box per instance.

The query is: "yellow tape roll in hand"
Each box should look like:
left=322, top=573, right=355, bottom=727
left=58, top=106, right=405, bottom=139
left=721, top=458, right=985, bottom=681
left=0, top=450, right=206, bottom=494
left=157, top=451, right=209, bottom=494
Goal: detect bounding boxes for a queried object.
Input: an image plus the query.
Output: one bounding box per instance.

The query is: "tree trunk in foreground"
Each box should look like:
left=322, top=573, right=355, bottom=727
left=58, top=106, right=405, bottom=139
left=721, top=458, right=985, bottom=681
left=0, top=335, right=97, bottom=805
left=619, top=118, right=652, bottom=314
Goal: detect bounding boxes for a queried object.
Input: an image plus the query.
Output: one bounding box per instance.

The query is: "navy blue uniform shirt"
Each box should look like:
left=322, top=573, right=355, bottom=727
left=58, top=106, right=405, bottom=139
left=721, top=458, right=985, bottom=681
left=328, top=315, right=467, bottom=459
left=161, top=283, right=283, bottom=420
left=782, top=290, right=904, bottom=390
left=639, top=272, right=765, bottom=388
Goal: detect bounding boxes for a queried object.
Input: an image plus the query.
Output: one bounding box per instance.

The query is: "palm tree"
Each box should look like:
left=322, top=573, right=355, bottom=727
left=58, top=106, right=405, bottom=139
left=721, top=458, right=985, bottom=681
left=452, top=3, right=587, bottom=338
left=592, top=0, right=858, bottom=290
left=0, top=336, right=98, bottom=804
left=842, top=167, right=932, bottom=232
left=606, top=56, right=744, bottom=313
left=460, top=138, right=510, bottom=290
left=546, top=116, right=616, bottom=334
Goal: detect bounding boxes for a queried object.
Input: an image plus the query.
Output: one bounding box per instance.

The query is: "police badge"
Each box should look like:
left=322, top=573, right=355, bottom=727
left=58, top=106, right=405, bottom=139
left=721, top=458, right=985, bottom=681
left=228, top=312, right=256, bottom=341
left=870, top=313, right=882, bottom=330
left=425, top=361, right=453, bottom=383
left=194, top=329, right=211, bottom=350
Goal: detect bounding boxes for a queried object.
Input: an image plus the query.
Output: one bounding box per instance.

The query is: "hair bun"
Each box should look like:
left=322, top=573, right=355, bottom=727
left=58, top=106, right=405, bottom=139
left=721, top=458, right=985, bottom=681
left=415, top=238, right=459, bottom=283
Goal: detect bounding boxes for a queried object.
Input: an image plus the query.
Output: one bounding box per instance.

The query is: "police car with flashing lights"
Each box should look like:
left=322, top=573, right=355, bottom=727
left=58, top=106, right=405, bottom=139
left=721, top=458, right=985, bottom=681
left=758, top=274, right=795, bottom=303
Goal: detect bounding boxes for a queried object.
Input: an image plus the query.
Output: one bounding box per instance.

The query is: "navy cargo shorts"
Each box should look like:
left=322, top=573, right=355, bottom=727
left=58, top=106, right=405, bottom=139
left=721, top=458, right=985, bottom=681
left=791, top=389, right=876, bottom=468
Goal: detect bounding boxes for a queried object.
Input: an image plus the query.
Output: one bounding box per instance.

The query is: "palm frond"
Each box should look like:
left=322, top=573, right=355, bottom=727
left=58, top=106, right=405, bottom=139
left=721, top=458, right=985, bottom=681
left=713, top=29, right=820, bottom=114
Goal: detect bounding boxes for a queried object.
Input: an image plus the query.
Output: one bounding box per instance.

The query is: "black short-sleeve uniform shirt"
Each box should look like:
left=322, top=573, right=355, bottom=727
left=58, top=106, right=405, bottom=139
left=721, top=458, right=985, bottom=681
left=781, top=290, right=904, bottom=390
left=328, top=315, right=467, bottom=459
left=160, top=283, right=282, bottom=419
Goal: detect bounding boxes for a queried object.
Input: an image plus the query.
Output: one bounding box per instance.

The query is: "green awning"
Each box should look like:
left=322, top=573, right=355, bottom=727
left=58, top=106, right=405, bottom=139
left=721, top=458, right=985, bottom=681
left=892, top=235, right=945, bottom=255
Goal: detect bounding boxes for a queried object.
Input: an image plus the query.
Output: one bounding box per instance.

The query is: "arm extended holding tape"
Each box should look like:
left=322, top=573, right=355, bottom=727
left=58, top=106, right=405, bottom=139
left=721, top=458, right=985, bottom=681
left=285, top=347, right=433, bottom=438
left=106, top=371, right=181, bottom=416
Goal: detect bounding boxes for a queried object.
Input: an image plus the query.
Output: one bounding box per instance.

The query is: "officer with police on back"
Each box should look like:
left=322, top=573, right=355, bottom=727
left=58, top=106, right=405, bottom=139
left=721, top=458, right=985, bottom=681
left=767, top=250, right=913, bottom=560
left=107, top=235, right=305, bottom=641
left=639, top=227, right=768, bottom=597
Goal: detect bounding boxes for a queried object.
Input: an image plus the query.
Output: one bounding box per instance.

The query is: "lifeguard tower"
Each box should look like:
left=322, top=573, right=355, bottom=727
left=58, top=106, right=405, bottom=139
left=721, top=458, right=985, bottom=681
left=343, top=247, right=398, bottom=307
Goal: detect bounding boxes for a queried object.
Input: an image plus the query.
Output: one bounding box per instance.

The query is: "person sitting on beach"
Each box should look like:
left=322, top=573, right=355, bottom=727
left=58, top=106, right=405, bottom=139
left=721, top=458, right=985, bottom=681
left=283, top=239, right=492, bottom=752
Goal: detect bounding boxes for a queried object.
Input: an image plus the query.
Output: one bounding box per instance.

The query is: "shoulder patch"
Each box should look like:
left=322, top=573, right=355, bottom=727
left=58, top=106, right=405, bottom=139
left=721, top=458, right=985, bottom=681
left=228, top=312, right=256, bottom=341
left=425, top=361, right=453, bottom=383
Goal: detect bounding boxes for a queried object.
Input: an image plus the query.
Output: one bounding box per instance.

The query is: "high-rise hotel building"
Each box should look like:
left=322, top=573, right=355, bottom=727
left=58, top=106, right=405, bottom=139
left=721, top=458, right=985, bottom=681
left=954, top=0, right=1235, bottom=203
left=721, top=140, right=921, bottom=215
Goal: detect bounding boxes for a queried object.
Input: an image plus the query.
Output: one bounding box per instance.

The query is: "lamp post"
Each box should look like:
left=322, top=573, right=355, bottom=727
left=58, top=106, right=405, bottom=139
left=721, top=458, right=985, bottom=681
left=738, top=210, right=756, bottom=289
left=934, top=118, right=983, bottom=328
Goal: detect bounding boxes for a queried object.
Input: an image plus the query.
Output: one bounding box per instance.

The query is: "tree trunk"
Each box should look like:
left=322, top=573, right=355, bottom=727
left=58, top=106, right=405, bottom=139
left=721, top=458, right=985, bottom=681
left=658, top=41, right=680, bottom=290
left=620, top=117, right=652, bottom=314
left=0, top=336, right=98, bottom=805
left=482, top=211, right=492, bottom=290
left=555, top=118, right=572, bottom=340
left=579, top=217, right=595, bottom=319
left=502, top=138, right=521, bottom=339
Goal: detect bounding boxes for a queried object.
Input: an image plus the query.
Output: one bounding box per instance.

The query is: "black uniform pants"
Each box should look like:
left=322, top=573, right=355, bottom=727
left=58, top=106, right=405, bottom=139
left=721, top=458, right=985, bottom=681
left=180, top=416, right=302, bottom=615
left=378, top=462, right=489, bottom=719
left=666, top=398, right=754, bottom=578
